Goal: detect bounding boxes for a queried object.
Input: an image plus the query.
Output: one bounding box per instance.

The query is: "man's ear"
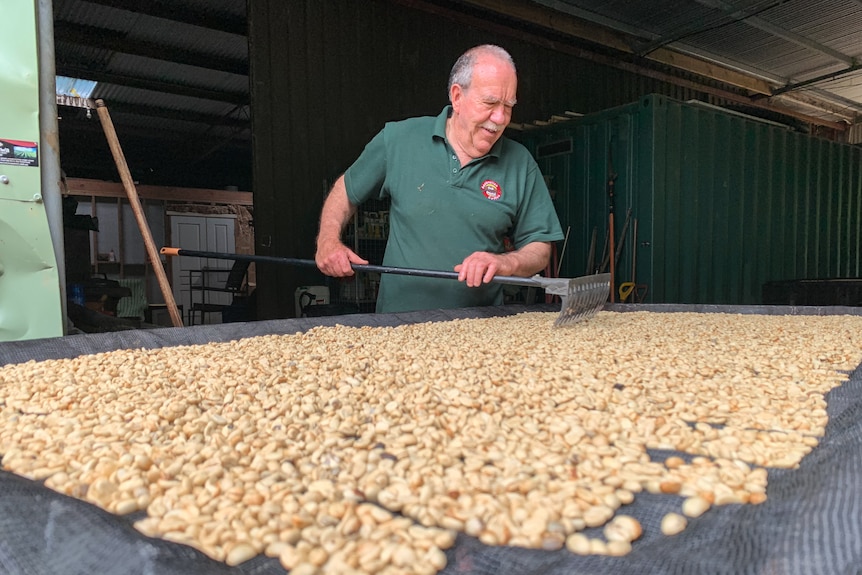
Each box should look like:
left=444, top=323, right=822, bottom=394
left=449, top=84, right=463, bottom=112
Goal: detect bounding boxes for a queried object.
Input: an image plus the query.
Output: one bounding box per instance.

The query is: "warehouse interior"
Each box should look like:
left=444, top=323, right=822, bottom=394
left=3, top=2, right=862, bottom=575
left=48, top=0, right=862, bottom=327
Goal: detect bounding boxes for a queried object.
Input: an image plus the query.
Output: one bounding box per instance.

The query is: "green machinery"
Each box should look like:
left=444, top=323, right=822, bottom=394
left=0, top=0, right=65, bottom=341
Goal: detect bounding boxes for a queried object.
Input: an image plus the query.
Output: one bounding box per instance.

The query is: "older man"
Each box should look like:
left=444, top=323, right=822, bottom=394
left=315, top=44, right=563, bottom=313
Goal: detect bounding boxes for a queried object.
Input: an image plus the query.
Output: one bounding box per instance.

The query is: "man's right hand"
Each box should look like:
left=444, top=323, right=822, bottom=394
left=315, top=240, right=368, bottom=277
left=316, top=175, right=368, bottom=277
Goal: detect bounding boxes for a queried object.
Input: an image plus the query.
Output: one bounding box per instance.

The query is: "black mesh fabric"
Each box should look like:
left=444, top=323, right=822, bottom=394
left=0, top=470, right=238, bottom=575
left=2, top=304, right=862, bottom=575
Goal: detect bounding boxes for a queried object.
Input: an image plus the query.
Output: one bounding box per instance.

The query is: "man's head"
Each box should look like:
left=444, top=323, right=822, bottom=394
left=448, top=45, right=518, bottom=160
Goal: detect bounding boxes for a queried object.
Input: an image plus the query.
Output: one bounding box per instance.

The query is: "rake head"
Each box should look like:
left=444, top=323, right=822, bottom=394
left=544, top=272, right=611, bottom=327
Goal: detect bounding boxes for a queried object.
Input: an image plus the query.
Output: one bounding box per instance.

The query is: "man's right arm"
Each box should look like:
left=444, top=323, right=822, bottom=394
left=315, top=175, right=368, bottom=276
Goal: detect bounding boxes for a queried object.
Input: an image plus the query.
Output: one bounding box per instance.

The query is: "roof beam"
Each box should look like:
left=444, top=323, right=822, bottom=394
left=695, top=0, right=856, bottom=66
left=77, top=0, right=247, bottom=36
left=54, top=20, right=248, bottom=76
left=805, top=87, right=862, bottom=115
left=776, top=92, right=858, bottom=123
left=456, top=0, right=774, bottom=95
left=56, top=65, right=248, bottom=105
left=769, top=62, right=862, bottom=96
left=65, top=178, right=253, bottom=205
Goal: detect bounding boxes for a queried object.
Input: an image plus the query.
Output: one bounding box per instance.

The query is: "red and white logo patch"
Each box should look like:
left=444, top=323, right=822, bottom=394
left=481, top=180, right=502, bottom=201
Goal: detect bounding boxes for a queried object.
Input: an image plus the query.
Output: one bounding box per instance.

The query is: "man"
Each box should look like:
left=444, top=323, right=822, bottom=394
left=315, top=44, right=564, bottom=313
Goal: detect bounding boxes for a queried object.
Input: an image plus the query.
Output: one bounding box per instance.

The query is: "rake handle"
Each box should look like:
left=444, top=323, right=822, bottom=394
left=160, top=247, right=547, bottom=289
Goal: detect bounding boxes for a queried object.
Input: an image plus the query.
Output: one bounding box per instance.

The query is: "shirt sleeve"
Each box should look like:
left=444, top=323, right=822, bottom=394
left=343, top=129, right=388, bottom=205
left=512, top=161, right=565, bottom=248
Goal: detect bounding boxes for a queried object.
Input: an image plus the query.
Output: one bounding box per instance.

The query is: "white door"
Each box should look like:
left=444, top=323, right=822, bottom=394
left=169, top=215, right=236, bottom=324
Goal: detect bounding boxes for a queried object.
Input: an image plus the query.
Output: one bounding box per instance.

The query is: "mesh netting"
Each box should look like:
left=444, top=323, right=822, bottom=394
left=2, top=304, right=862, bottom=575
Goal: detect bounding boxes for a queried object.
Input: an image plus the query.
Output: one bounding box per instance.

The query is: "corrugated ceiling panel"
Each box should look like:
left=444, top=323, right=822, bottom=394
left=548, top=0, right=862, bottom=122
left=54, top=0, right=246, bottom=63
left=816, top=76, right=862, bottom=105
left=53, top=39, right=113, bottom=68
left=54, top=0, right=139, bottom=30
left=163, top=0, right=245, bottom=17
left=90, top=82, right=243, bottom=118
left=692, top=25, right=833, bottom=78
left=549, top=0, right=713, bottom=36
left=102, top=53, right=247, bottom=94
left=122, top=19, right=246, bottom=61
left=763, top=0, right=862, bottom=49
left=105, top=111, right=242, bottom=139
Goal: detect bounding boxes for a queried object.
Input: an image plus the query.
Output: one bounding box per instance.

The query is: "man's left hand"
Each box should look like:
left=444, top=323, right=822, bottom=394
left=454, top=242, right=552, bottom=287
left=454, top=252, right=506, bottom=287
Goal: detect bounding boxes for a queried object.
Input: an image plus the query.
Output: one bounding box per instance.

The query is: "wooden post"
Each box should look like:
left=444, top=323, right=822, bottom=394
left=95, top=99, right=183, bottom=328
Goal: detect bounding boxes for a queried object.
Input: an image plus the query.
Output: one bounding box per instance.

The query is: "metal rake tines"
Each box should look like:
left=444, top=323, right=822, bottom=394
left=554, top=273, right=611, bottom=327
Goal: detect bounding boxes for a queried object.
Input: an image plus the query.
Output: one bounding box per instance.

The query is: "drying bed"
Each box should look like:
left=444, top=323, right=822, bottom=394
left=2, top=304, right=862, bottom=575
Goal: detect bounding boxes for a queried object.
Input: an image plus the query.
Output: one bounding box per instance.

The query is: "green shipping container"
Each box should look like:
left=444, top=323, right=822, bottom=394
left=516, top=94, right=862, bottom=305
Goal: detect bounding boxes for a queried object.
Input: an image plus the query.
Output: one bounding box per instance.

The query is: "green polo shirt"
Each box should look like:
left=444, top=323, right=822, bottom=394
left=344, top=106, right=563, bottom=313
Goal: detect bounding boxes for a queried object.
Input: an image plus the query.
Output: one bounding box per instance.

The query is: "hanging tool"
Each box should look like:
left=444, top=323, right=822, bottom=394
left=161, top=247, right=610, bottom=327
left=619, top=282, right=635, bottom=303
left=631, top=218, right=638, bottom=284
left=556, top=226, right=570, bottom=278
left=606, top=141, right=618, bottom=303
left=544, top=243, right=560, bottom=304
left=627, top=217, right=648, bottom=303
left=618, top=282, right=648, bottom=303
left=613, top=208, right=632, bottom=273
left=600, top=207, right=631, bottom=276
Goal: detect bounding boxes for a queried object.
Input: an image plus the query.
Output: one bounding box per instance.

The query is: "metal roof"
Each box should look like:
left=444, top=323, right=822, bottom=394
left=534, top=0, right=862, bottom=125
left=53, top=0, right=251, bottom=187
left=50, top=0, right=862, bottom=187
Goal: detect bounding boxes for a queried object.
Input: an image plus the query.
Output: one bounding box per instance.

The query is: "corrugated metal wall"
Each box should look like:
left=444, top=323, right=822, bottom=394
left=248, top=0, right=728, bottom=318
left=517, top=95, right=862, bottom=305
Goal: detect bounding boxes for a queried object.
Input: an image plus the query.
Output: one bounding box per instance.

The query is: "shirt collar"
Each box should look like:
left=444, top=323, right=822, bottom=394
left=433, top=105, right=503, bottom=160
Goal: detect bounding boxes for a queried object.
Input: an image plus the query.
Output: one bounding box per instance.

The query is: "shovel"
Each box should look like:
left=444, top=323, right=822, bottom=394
left=160, top=247, right=609, bottom=327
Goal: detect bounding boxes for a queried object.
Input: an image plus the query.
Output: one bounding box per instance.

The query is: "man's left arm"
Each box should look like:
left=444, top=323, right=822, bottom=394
left=455, top=242, right=551, bottom=287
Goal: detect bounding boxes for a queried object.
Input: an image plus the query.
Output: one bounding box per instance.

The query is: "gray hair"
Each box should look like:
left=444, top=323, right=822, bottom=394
left=448, top=45, right=516, bottom=95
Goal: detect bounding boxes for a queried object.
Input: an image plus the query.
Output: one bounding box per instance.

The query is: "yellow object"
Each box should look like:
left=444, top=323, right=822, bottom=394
left=619, top=282, right=635, bottom=302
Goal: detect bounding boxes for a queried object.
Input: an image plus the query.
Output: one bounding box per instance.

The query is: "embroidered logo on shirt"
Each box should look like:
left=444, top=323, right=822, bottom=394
left=481, top=180, right=502, bottom=201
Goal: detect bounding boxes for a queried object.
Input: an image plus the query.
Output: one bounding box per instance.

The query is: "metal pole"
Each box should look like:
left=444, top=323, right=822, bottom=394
left=37, top=0, right=68, bottom=332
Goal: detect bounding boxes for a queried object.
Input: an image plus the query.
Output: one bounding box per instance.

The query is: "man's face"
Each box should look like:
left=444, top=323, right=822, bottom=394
left=450, top=54, right=517, bottom=159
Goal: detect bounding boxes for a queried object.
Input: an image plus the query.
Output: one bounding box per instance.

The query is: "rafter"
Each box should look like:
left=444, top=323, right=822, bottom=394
left=54, top=20, right=248, bottom=76
left=777, top=92, right=858, bottom=123
left=78, top=0, right=247, bottom=36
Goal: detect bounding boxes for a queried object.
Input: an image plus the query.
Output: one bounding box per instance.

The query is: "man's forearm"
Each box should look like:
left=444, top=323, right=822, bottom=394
left=499, top=241, right=552, bottom=276
left=317, top=176, right=356, bottom=248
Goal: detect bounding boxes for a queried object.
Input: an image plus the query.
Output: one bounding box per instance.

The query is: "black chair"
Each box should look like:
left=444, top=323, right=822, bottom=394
left=187, top=260, right=250, bottom=325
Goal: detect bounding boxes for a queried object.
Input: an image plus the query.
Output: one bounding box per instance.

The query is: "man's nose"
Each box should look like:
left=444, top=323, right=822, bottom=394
left=490, top=104, right=510, bottom=125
